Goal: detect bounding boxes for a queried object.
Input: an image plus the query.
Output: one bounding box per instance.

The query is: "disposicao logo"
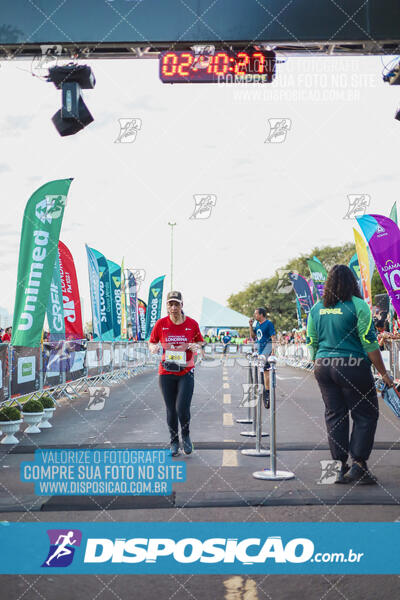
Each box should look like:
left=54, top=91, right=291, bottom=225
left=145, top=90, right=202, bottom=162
left=42, top=529, right=82, bottom=568
left=83, top=536, right=314, bottom=564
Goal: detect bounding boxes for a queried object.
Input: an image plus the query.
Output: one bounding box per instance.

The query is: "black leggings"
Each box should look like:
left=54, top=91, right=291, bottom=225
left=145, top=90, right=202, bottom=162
left=314, top=358, right=379, bottom=463
left=159, top=372, right=195, bottom=442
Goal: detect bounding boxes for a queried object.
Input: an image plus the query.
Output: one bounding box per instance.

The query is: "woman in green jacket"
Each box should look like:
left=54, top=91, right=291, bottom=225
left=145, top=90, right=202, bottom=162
left=307, top=265, right=392, bottom=485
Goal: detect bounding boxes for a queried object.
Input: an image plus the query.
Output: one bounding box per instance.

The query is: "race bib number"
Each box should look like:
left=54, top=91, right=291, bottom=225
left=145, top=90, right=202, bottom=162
left=165, top=350, right=187, bottom=365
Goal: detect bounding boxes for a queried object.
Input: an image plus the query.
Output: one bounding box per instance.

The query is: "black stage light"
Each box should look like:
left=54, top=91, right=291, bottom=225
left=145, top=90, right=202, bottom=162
left=47, top=63, right=96, bottom=137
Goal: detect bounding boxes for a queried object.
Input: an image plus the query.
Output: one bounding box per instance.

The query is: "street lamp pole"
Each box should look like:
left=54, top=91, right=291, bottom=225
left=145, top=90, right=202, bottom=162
left=168, top=222, right=176, bottom=291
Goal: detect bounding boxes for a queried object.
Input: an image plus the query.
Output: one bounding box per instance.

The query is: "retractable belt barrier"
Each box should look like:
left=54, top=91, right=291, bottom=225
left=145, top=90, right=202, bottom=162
left=240, top=352, right=268, bottom=440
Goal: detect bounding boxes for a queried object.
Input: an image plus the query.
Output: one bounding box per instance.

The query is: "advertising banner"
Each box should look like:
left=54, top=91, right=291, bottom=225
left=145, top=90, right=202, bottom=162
left=348, top=252, right=363, bottom=295
left=102, top=342, right=112, bottom=374
left=306, top=257, right=327, bottom=300
left=137, top=298, right=147, bottom=341
left=42, top=342, right=63, bottom=388
left=288, top=272, right=314, bottom=314
left=357, top=214, right=400, bottom=316
left=10, top=346, right=40, bottom=397
left=58, top=241, right=84, bottom=340
left=46, top=254, right=65, bottom=342
left=120, top=258, right=127, bottom=339
left=107, top=260, right=122, bottom=341
left=145, top=275, right=165, bottom=339
left=85, top=245, right=102, bottom=340
left=85, top=341, right=103, bottom=377
left=0, top=343, right=9, bottom=402
left=127, top=270, right=138, bottom=340
left=91, top=248, right=114, bottom=341
left=12, top=179, right=72, bottom=347
left=65, top=340, right=87, bottom=382
left=353, top=227, right=373, bottom=308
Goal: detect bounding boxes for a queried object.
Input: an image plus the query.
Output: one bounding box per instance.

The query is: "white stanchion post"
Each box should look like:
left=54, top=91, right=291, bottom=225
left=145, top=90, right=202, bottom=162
left=253, top=355, right=294, bottom=481
left=240, top=352, right=268, bottom=438
left=236, top=352, right=253, bottom=424
left=241, top=354, right=270, bottom=457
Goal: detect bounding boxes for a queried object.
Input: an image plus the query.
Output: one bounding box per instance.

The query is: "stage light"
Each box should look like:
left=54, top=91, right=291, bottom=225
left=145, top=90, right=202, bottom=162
left=47, top=63, right=96, bottom=136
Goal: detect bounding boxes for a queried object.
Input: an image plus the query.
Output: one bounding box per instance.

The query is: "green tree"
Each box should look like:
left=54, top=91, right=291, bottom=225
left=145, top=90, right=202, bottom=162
left=228, top=243, right=358, bottom=331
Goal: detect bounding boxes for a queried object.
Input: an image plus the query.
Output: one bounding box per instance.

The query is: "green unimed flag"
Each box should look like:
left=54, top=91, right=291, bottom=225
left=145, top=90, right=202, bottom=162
left=12, top=179, right=73, bottom=347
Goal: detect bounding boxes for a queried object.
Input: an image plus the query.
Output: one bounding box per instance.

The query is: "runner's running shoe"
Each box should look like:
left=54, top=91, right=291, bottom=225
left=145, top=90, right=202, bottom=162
left=335, top=463, right=350, bottom=484
left=182, top=435, right=193, bottom=455
left=170, top=440, right=180, bottom=457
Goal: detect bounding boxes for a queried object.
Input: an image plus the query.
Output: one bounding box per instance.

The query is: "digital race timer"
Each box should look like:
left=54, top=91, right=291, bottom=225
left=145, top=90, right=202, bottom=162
left=159, top=50, right=276, bottom=83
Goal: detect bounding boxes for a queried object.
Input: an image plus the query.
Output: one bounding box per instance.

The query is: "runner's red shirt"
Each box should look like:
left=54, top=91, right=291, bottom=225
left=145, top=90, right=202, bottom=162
left=149, top=315, right=204, bottom=376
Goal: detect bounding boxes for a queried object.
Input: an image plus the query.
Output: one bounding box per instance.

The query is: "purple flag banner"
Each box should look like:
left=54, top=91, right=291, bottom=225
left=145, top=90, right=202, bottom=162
left=356, top=214, right=400, bottom=316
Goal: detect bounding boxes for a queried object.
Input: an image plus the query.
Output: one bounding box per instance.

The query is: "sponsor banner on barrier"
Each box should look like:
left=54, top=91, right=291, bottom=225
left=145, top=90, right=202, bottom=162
left=0, top=343, right=9, bottom=402
left=228, top=345, right=238, bottom=354
left=101, top=342, right=112, bottom=374
left=86, top=342, right=103, bottom=377
left=65, top=340, right=87, bottom=382
left=42, top=342, right=63, bottom=387
left=11, top=347, right=40, bottom=397
left=0, top=523, right=399, bottom=575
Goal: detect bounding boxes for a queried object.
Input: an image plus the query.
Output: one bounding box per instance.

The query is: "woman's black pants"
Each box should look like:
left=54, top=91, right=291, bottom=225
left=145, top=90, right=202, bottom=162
left=314, top=358, right=379, bottom=463
left=159, top=372, right=195, bottom=443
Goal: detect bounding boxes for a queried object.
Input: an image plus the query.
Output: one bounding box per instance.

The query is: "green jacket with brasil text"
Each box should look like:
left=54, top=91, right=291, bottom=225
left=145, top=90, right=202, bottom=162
left=306, top=296, right=379, bottom=361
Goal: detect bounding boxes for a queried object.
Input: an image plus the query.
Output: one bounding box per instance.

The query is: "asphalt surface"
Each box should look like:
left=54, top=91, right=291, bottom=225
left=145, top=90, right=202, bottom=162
left=1, top=358, right=400, bottom=598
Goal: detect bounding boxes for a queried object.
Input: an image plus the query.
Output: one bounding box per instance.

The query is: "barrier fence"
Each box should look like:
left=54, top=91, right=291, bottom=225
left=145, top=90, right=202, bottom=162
left=0, top=341, right=157, bottom=407
left=276, top=340, right=399, bottom=381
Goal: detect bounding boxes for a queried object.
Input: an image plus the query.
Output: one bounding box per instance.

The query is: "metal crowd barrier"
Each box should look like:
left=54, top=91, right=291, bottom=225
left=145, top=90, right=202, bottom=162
left=275, top=339, right=400, bottom=385
left=0, top=340, right=156, bottom=408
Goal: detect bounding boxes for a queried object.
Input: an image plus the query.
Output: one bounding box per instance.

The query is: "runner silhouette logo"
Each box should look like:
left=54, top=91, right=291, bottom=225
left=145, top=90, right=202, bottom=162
left=42, top=529, right=82, bottom=567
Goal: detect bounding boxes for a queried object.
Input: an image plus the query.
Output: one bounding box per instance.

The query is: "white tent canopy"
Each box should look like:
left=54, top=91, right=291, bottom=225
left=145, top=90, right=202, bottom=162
left=199, top=297, right=250, bottom=331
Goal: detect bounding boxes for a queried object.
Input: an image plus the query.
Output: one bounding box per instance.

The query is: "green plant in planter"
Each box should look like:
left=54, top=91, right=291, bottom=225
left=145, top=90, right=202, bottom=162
left=0, top=406, right=21, bottom=422
left=22, top=399, right=44, bottom=413
left=39, top=395, right=55, bottom=409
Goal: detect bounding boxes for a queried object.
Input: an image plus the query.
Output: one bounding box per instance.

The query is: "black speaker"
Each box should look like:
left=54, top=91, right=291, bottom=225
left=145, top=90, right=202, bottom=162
left=52, top=96, right=94, bottom=137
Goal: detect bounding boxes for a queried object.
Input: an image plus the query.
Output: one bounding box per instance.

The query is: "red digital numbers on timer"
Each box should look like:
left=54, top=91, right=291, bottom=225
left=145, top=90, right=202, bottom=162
left=161, top=51, right=271, bottom=79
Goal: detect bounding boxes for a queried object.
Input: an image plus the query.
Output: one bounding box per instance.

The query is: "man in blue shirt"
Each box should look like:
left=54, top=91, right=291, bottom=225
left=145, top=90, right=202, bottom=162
left=249, top=307, right=276, bottom=405
left=222, top=332, right=231, bottom=355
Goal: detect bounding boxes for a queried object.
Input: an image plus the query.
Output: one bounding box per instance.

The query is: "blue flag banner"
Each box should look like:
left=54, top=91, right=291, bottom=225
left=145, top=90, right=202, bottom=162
left=288, top=272, right=314, bottom=314
left=145, top=275, right=165, bottom=339
left=0, top=522, right=400, bottom=574
left=91, top=248, right=114, bottom=341
left=107, top=260, right=122, bottom=340
left=85, top=245, right=101, bottom=340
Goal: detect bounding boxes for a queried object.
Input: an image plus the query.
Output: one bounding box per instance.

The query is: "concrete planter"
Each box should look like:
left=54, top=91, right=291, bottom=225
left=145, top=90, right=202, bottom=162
left=0, top=420, right=22, bottom=444
left=39, top=407, right=56, bottom=429
left=22, top=411, right=44, bottom=434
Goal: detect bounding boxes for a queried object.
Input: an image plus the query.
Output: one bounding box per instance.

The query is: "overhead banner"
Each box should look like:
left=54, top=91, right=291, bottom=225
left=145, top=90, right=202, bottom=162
left=137, top=298, right=147, bottom=341
left=357, top=214, right=400, bottom=317
left=85, top=245, right=101, bottom=340
left=348, top=252, right=363, bottom=295
left=46, top=254, right=65, bottom=342
left=90, top=248, right=114, bottom=341
left=107, top=260, right=122, bottom=341
left=12, top=179, right=72, bottom=347
left=353, top=228, right=372, bottom=309
left=58, top=241, right=84, bottom=340
left=145, top=275, right=165, bottom=339
left=288, top=272, right=314, bottom=315
left=128, top=270, right=138, bottom=340
left=306, top=257, right=327, bottom=300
